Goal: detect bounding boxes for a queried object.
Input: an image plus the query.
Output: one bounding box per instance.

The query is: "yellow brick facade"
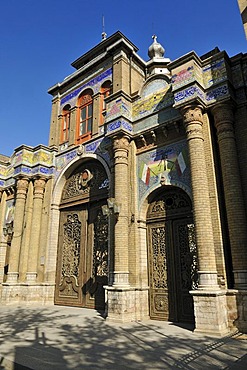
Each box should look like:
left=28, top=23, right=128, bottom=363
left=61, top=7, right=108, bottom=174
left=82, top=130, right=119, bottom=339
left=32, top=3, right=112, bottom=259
left=1, top=32, right=247, bottom=335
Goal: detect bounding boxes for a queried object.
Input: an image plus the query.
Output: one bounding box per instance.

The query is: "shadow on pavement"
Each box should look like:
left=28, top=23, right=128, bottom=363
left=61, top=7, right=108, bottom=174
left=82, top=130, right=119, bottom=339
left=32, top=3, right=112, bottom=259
left=0, top=306, right=246, bottom=369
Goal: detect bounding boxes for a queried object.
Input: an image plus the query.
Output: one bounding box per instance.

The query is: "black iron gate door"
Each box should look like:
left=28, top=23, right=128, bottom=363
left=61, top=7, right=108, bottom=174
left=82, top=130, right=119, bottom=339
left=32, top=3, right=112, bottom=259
left=148, top=218, right=197, bottom=322
left=55, top=202, right=108, bottom=310
left=147, top=188, right=198, bottom=323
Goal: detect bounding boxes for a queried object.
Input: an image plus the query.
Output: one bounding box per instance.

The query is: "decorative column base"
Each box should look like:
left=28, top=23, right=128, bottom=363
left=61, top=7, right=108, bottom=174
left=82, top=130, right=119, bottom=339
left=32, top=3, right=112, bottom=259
left=112, top=271, right=130, bottom=287
left=198, top=271, right=220, bottom=290
left=6, top=272, right=19, bottom=283
left=191, top=290, right=229, bottom=336
left=233, top=270, right=247, bottom=289
left=105, top=286, right=149, bottom=323
left=26, top=272, right=38, bottom=283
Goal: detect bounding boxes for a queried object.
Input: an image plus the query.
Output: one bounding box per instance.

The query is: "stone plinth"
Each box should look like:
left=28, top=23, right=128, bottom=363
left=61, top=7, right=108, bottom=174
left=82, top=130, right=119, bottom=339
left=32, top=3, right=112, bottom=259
left=227, top=290, right=247, bottom=333
left=105, top=286, right=149, bottom=322
left=191, top=290, right=229, bottom=336
left=1, top=283, right=55, bottom=305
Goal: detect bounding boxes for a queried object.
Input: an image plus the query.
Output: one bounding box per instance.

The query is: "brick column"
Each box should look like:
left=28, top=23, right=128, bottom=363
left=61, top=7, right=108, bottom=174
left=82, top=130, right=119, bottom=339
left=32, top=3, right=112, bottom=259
left=212, top=103, right=247, bottom=289
left=181, top=105, right=230, bottom=335
left=6, top=178, right=29, bottom=283
left=181, top=105, right=219, bottom=289
left=26, top=177, right=46, bottom=283
left=105, top=134, right=141, bottom=322
left=112, top=134, right=130, bottom=286
left=0, top=190, right=7, bottom=283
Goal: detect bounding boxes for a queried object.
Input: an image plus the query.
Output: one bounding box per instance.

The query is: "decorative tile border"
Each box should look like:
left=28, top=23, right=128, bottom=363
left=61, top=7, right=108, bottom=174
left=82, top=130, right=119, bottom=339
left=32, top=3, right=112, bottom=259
left=106, top=97, right=132, bottom=121
left=203, top=59, right=227, bottom=88
left=13, top=148, right=54, bottom=167
left=55, top=149, right=77, bottom=172
left=55, top=137, right=111, bottom=178
left=174, top=85, right=205, bottom=105
left=0, top=146, right=55, bottom=188
left=172, top=65, right=195, bottom=88
left=106, top=119, right=133, bottom=134
left=60, top=68, right=112, bottom=106
left=205, top=84, right=229, bottom=102
left=173, top=83, right=229, bottom=106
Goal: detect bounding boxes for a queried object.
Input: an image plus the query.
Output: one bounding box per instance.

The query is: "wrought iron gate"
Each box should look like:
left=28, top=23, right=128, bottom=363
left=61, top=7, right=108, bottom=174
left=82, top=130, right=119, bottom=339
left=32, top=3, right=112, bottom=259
left=55, top=161, right=109, bottom=310
left=55, top=203, right=108, bottom=309
left=147, top=188, right=198, bottom=323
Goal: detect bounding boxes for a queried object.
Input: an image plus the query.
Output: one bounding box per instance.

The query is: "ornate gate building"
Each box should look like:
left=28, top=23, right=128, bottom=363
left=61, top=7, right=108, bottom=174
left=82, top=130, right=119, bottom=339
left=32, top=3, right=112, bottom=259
left=1, top=31, right=247, bottom=335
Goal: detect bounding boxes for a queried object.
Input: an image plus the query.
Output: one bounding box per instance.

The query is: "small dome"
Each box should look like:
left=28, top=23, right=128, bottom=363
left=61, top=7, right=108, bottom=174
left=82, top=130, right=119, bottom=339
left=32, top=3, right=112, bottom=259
left=148, top=35, right=165, bottom=59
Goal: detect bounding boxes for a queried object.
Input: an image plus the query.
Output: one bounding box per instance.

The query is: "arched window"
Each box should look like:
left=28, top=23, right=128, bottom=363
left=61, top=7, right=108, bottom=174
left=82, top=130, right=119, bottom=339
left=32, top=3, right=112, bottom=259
left=77, top=89, right=93, bottom=144
left=100, top=81, right=111, bottom=126
left=60, top=104, right=71, bottom=143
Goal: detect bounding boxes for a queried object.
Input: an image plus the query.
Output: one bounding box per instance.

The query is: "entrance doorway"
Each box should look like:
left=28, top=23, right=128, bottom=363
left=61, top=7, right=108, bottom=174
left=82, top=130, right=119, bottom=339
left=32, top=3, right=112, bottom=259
left=147, top=187, right=198, bottom=323
left=55, top=160, right=109, bottom=311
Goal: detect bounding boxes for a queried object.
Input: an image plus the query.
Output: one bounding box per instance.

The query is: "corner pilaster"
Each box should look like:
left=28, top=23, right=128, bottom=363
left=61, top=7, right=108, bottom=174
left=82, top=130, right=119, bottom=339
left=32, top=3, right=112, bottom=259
left=6, top=177, right=29, bottom=283
left=181, top=105, right=229, bottom=335
left=212, top=103, right=247, bottom=290
left=26, top=177, right=47, bottom=283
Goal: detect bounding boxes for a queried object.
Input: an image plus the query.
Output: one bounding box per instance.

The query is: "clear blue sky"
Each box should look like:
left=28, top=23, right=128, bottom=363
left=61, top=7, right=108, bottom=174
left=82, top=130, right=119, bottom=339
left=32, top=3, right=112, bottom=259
left=1, top=0, right=246, bottom=156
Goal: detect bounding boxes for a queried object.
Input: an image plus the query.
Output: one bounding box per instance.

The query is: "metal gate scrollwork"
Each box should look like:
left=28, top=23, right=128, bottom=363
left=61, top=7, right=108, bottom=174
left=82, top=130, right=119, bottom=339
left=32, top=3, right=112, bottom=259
left=59, top=213, right=81, bottom=298
left=93, top=209, right=108, bottom=278
left=178, top=223, right=198, bottom=291
left=147, top=187, right=197, bottom=323
left=152, top=227, right=167, bottom=289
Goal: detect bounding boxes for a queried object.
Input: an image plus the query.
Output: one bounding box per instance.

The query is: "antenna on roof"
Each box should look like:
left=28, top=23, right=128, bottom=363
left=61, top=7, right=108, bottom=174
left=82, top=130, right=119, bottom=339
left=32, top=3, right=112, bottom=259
left=101, top=15, right=107, bottom=41
left=152, top=21, right=155, bottom=36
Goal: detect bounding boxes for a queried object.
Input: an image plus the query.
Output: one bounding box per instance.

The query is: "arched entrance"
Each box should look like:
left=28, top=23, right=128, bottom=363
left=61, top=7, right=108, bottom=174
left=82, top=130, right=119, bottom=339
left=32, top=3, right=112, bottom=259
left=55, top=160, right=109, bottom=310
left=147, top=186, right=198, bottom=323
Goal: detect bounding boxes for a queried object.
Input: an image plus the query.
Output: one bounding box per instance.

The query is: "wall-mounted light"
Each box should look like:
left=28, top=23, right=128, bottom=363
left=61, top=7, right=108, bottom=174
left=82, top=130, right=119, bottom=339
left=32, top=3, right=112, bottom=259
left=102, top=204, right=111, bottom=217
left=102, top=198, right=121, bottom=218
left=3, top=221, right=14, bottom=239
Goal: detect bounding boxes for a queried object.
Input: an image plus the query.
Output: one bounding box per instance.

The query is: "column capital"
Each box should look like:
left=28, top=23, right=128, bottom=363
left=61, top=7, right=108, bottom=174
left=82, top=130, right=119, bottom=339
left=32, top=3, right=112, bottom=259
left=112, top=134, right=130, bottom=152
left=180, top=105, right=204, bottom=141
left=33, top=177, right=47, bottom=198
left=211, top=103, right=235, bottom=140
left=180, top=105, right=204, bottom=126
left=33, top=176, right=47, bottom=188
left=211, top=102, right=234, bottom=124
left=16, top=177, right=29, bottom=191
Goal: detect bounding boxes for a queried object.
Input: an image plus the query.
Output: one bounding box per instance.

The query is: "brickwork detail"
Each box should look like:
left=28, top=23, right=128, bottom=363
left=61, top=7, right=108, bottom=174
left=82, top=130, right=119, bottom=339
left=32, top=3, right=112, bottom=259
left=26, top=177, right=47, bottom=282
left=212, top=103, right=247, bottom=288
left=6, top=177, right=29, bottom=283
left=181, top=105, right=218, bottom=289
left=112, top=135, right=130, bottom=287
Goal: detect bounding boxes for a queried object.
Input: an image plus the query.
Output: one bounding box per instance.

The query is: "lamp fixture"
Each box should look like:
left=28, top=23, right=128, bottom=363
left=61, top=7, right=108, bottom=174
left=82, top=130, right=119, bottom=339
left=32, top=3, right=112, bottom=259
left=3, top=221, right=14, bottom=238
left=102, top=198, right=121, bottom=218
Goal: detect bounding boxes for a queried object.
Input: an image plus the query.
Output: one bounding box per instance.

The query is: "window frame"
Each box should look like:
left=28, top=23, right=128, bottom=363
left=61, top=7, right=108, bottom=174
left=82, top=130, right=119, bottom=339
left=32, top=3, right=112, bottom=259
left=76, top=90, right=93, bottom=144
left=60, top=105, right=71, bottom=144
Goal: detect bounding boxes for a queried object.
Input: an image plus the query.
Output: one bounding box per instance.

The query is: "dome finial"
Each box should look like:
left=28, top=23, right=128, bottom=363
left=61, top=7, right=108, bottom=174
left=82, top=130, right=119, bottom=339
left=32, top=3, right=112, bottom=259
left=148, top=35, right=165, bottom=59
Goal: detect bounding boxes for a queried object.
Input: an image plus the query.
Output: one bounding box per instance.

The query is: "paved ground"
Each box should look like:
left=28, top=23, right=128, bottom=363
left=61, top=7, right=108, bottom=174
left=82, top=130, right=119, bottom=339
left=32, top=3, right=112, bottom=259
left=0, top=305, right=247, bottom=370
